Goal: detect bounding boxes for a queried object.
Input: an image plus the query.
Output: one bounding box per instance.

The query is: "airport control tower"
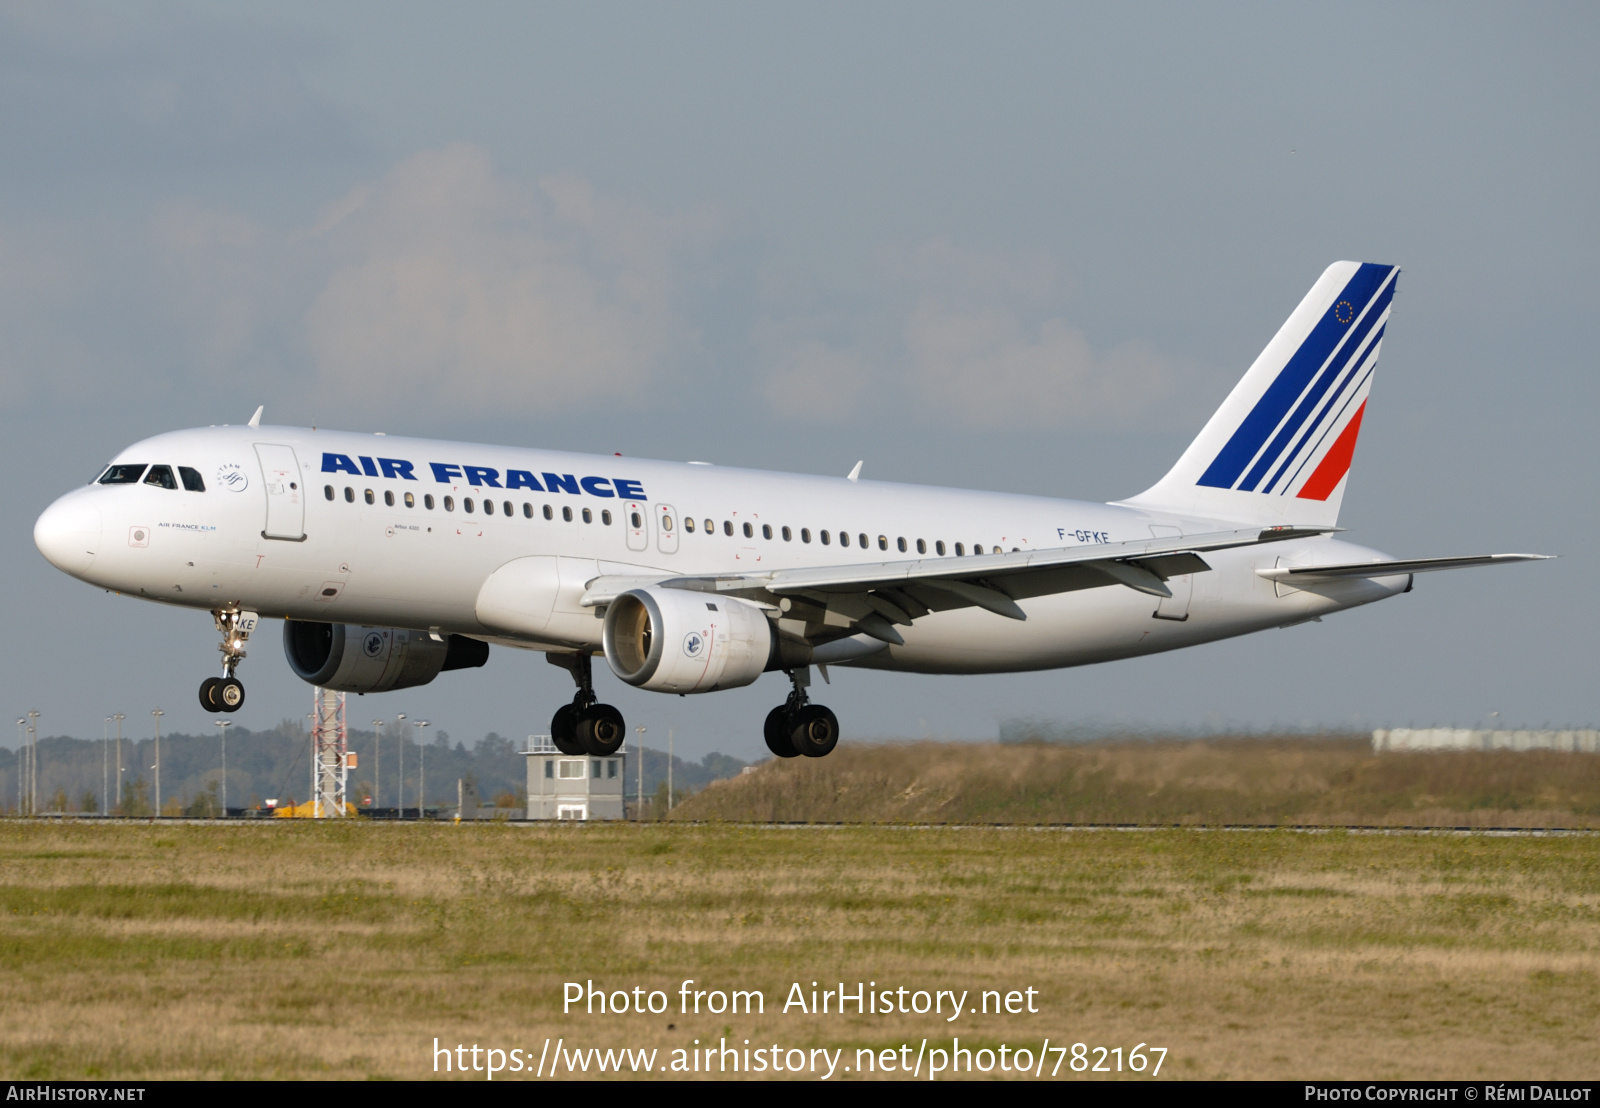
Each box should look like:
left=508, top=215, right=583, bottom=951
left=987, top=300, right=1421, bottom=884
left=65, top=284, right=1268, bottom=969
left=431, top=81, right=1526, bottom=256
left=522, top=736, right=625, bottom=820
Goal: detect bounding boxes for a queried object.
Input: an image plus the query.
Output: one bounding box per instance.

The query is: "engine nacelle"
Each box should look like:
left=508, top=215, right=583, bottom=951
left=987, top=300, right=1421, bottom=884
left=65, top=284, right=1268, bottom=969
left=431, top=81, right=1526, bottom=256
left=283, top=621, right=489, bottom=694
left=603, top=588, right=792, bottom=693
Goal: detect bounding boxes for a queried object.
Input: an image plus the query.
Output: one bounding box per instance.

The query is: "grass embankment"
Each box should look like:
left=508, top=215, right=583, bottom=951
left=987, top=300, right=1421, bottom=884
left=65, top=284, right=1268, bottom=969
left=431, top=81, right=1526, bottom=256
left=674, top=738, right=1600, bottom=827
left=1, top=821, right=1599, bottom=1079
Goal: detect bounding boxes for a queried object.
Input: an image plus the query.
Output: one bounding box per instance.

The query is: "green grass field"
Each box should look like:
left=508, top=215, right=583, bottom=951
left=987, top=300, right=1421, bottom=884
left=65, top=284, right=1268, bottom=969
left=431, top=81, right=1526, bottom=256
left=674, top=738, right=1600, bottom=827
left=2, top=818, right=1597, bottom=1080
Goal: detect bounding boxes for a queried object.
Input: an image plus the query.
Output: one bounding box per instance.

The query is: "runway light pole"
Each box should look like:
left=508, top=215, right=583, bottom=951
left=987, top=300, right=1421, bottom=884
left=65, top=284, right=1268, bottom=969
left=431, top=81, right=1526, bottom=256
left=103, top=716, right=110, bottom=816
left=396, top=714, right=407, bottom=817
left=112, top=713, right=125, bottom=813
left=214, top=720, right=231, bottom=817
left=27, top=711, right=40, bottom=816
left=634, top=726, right=646, bottom=820
left=371, top=719, right=384, bottom=811
left=415, top=721, right=429, bottom=817
left=14, top=719, right=24, bottom=815
left=150, top=709, right=163, bottom=817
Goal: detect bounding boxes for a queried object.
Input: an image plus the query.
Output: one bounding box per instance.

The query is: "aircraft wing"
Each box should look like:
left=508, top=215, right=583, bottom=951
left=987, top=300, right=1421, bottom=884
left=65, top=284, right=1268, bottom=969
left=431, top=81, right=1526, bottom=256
left=1255, top=553, right=1552, bottom=583
left=580, top=525, right=1330, bottom=646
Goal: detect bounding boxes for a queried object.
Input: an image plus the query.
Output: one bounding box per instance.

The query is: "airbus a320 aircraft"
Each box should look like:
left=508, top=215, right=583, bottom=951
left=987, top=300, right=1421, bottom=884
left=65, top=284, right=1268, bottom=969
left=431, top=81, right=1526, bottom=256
left=34, top=262, right=1546, bottom=759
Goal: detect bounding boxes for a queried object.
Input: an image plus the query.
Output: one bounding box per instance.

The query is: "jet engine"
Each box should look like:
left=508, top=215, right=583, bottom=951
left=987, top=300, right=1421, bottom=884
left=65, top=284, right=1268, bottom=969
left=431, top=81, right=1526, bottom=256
left=603, top=588, right=805, bottom=693
left=283, top=620, right=489, bottom=694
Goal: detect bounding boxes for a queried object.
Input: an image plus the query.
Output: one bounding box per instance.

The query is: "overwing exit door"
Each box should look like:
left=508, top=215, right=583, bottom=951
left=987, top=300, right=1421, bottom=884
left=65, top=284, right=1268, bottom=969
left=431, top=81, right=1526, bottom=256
left=655, top=504, right=679, bottom=554
left=255, top=444, right=306, bottom=541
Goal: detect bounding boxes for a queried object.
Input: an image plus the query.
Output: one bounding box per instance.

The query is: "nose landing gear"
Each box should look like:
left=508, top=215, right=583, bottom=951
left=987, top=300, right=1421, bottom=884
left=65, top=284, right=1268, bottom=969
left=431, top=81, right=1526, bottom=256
left=765, top=668, right=839, bottom=758
left=199, top=609, right=256, bottom=713
left=547, top=652, right=627, bottom=756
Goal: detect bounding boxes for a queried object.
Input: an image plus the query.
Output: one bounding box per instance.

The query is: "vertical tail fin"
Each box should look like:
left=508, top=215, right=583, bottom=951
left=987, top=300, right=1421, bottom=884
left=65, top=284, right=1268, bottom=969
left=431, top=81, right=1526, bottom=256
left=1119, top=261, right=1399, bottom=528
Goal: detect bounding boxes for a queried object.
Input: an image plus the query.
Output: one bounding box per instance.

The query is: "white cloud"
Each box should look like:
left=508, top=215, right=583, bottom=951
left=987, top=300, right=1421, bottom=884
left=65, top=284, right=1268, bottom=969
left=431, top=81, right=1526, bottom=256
left=145, top=144, right=716, bottom=417
left=760, top=239, right=1204, bottom=431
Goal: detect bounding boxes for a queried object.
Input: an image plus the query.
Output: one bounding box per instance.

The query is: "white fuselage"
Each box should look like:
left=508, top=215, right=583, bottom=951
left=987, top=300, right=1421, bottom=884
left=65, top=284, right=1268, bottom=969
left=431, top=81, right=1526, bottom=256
left=34, top=425, right=1409, bottom=680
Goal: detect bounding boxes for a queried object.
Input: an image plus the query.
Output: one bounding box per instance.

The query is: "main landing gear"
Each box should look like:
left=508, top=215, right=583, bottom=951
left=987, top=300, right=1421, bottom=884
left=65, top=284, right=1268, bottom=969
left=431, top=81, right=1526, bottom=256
left=199, top=609, right=256, bottom=713
left=547, top=652, right=626, bottom=757
left=764, top=668, right=839, bottom=759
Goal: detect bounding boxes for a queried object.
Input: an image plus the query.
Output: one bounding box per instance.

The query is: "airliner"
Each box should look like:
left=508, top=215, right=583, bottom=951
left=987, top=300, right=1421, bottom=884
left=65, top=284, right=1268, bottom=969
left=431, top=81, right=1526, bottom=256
left=33, top=262, right=1546, bottom=759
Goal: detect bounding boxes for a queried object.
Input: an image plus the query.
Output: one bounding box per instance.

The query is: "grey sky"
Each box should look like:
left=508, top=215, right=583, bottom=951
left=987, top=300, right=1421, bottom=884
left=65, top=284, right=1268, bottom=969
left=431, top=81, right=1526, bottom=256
left=2, top=2, right=1595, bottom=760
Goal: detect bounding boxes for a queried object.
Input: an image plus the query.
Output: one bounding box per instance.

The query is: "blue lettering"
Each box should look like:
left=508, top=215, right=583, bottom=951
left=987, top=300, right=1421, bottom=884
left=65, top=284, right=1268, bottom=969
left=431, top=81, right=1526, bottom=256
left=542, top=472, right=580, bottom=495
left=322, top=453, right=361, bottom=476
left=613, top=478, right=647, bottom=501
left=462, top=466, right=503, bottom=488
left=430, top=462, right=464, bottom=483
left=505, top=469, right=544, bottom=492
left=580, top=476, right=615, bottom=498
left=358, top=455, right=380, bottom=478
left=378, top=457, right=417, bottom=480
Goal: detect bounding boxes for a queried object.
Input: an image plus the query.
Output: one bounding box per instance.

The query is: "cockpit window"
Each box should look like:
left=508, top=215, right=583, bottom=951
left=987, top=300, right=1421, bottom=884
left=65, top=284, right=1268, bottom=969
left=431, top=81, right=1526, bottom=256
left=98, top=464, right=148, bottom=484
left=143, top=465, right=178, bottom=490
left=178, top=466, right=205, bottom=492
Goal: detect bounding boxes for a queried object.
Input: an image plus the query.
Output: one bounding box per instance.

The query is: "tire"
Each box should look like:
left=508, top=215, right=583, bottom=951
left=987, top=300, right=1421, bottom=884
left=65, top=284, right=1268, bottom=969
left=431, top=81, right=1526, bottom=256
left=577, top=703, right=626, bottom=756
left=217, top=677, right=245, bottom=712
left=550, top=703, right=585, bottom=755
left=788, top=704, right=839, bottom=758
left=198, top=677, right=221, bottom=712
left=764, top=706, right=799, bottom=758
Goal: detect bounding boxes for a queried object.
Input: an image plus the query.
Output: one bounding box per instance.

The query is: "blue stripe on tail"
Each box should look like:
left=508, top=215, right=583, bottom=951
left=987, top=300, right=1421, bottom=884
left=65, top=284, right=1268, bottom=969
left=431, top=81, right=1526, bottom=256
left=1197, top=263, right=1394, bottom=490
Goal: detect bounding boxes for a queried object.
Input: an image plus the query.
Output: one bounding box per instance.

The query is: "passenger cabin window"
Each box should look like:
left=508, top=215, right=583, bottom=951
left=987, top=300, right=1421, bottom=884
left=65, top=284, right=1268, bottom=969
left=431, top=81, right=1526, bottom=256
left=916, top=539, right=926, bottom=554
left=955, top=543, right=965, bottom=556
left=723, top=521, right=733, bottom=536
left=685, top=517, right=696, bottom=533
left=503, top=501, right=512, bottom=517
left=324, top=485, right=335, bottom=501
left=879, top=535, right=888, bottom=551
left=364, top=489, right=375, bottom=505
left=143, top=465, right=177, bottom=490
left=523, top=503, right=533, bottom=518
left=936, top=541, right=946, bottom=555
left=405, top=492, right=415, bottom=508
left=801, top=528, right=811, bottom=543
left=897, top=537, right=906, bottom=552
left=602, top=509, right=612, bottom=525
left=98, top=464, right=147, bottom=484
left=859, top=533, right=868, bottom=549
left=743, top=522, right=753, bottom=538
left=463, top=498, right=474, bottom=513
left=482, top=499, right=493, bottom=515
left=839, top=532, right=849, bottom=547
left=344, top=487, right=355, bottom=503
left=424, top=494, right=435, bottom=510
left=543, top=505, right=553, bottom=520
left=820, top=530, right=830, bottom=545
left=444, top=496, right=455, bottom=512
left=562, top=506, right=573, bottom=522
left=704, top=518, right=713, bottom=534
left=782, top=526, right=792, bottom=541
left=631, top=511, right=643, bottom=528
left=178, top=467, right=205, bottom=492
left=762, top=524, right=772, bottom=540
left=582, top=508, right=592, bottom=523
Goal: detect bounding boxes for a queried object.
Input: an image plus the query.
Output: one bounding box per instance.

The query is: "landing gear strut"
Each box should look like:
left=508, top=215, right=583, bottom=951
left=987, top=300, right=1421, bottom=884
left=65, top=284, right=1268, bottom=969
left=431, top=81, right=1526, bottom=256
left=547, top=652, right=627, bottom=757
left=765, top=668, right=839, bottom=759
left=199, top=609, right=256, bottom=713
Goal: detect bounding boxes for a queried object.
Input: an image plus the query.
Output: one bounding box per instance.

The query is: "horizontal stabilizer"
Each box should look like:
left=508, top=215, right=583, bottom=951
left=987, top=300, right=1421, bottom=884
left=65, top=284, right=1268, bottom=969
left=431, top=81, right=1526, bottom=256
left=1256, top=553, right=1552, bottom=583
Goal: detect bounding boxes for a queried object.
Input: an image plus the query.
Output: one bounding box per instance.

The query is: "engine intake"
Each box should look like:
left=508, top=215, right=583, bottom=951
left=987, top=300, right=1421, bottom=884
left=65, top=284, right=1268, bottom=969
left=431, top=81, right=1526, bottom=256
left=283, top=621, right=489, bottom=694
left=604, top=588, right=803, bottom=693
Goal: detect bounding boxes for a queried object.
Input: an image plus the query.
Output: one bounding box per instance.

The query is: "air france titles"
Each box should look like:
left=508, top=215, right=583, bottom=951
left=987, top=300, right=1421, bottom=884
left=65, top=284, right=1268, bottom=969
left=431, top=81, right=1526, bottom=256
left=320, top=454, right=645, bottom=500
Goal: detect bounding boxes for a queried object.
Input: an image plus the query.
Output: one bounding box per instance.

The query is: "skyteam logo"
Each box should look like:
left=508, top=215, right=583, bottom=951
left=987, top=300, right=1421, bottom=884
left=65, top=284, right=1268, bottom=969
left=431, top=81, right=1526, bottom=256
left=682, top=632, right=705, bottom=659
left=363, top=632, right=385, bottom=657
left=1197, top=263, right=1398, bottom=502
left=215, top=464, right=248, bottom=492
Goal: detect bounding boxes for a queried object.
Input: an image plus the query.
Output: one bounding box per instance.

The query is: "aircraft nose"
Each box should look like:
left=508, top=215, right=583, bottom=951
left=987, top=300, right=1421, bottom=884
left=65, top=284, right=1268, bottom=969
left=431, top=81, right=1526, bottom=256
left=34, top=492, right=101, bottom=578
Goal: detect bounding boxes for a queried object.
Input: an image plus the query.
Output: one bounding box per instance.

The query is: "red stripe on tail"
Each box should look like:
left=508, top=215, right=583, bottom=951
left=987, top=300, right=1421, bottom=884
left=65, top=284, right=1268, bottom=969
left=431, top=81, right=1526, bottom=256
left=1296, top=401, right=1366, bottom=501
